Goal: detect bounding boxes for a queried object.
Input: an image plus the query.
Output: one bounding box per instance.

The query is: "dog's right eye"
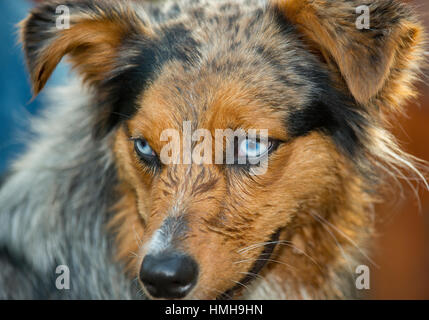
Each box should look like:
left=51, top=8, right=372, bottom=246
left=135, top=139, right=155, bottom=157
left=133, top=138, right=160, bottom=168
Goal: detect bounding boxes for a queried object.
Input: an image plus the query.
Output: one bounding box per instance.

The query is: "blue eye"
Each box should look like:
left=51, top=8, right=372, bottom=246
left=134, top=139, right=156, bottom=158
left=238, top=139, right=270, bottom=159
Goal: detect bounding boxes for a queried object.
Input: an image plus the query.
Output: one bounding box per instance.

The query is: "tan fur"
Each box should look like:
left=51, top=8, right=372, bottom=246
left=20, top=2, right=151, bottom=94
left=273, top=0, right=424, bottom=108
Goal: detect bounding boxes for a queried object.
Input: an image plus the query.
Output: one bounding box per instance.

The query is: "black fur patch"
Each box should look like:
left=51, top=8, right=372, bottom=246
left=270, top=3, right=367, bottom=158
left=287, top=83, right=367, bottom=158
left=23, top=0, right=133, bottom=83
left=99, top=23, right=201, bottom=134
left=217, top=228, right=281, bottom=300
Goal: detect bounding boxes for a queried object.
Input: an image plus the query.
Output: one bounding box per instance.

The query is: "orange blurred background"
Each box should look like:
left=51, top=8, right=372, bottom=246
left=371, top=0, right=429, bottom=300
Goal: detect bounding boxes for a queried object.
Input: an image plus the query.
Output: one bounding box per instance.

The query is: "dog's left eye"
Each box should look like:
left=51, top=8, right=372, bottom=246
left=237, top=138, right=272, bottom=159
left=134, top=138, right=156, bottom=158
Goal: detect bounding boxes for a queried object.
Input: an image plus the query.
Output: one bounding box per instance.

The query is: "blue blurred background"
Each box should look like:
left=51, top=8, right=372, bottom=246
left=0, top=0, right=68, bottom=173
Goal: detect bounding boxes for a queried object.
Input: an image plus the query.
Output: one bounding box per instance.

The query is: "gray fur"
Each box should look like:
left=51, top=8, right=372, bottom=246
left=0, top=82, right=141, bottom=299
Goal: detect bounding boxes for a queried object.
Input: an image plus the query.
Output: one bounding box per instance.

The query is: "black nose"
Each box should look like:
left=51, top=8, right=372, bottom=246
left=140, top=252, right=199, bottom=299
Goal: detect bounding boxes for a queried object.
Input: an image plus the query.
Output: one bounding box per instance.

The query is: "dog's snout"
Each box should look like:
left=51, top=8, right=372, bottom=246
left=140, top=252, right=199, bottom=299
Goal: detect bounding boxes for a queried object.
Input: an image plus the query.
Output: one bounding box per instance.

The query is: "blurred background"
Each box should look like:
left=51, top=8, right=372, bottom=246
left=0, top=0, right=427, bottom=299
left=372, top=0, right=429, bottom=299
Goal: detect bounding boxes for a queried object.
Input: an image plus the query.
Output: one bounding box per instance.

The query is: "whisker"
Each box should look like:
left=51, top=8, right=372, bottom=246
left=237, top=241, right=281, bottom=254
left=311, top=211, right=379, bottom=269
left=132, top=276, right=148, bottom=299
left=231, top=279, right=251, bottom=293
left=238, top=240, right=322, bottom=272
left=234, top=258, right=297, bottom=270
left=133, top=225, right=143, bottom=247
left=238, top=271, right=266, bottom=282
left=309, top=212, right=354, bottom=275
left=110, top=111, right=133, bottom=120
left=275, top=241, right=323, bottom=271
left=128, top=251, right=140, bottom=258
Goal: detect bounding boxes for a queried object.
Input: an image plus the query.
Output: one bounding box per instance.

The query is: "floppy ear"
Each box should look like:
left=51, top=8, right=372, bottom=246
left=273, top=0, right=425, bottom=108
left=20, top=0, right=151, bottom=95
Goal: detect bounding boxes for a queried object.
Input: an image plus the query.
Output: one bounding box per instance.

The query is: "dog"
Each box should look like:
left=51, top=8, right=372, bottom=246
left=0, top=0, right=426, bottom=299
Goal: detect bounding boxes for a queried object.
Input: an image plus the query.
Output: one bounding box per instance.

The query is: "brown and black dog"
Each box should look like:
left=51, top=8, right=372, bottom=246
left=1, top=0, right=425, bottom=299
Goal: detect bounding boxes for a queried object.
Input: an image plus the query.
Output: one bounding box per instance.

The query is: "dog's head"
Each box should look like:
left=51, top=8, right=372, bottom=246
left=21, top=0, right=425, bottom=299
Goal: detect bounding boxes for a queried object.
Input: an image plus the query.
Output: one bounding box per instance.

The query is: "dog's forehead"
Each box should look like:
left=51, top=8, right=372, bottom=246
left=131, top=71, right=290, bottom=141
left=125, top=3, right=320, bottom=138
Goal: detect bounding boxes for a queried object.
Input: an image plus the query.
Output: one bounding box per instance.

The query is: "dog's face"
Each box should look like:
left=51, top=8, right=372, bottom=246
left=21, top=0, right=423, bottom=299
left=113, top=54, right=349, bottom=299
